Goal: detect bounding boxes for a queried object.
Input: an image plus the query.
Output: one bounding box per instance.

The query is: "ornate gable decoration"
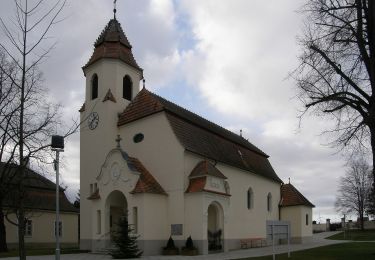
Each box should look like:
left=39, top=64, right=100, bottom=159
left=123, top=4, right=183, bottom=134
left=96, top=148, right=139, bottom=187
left=96, top=145, right=167, bottom=195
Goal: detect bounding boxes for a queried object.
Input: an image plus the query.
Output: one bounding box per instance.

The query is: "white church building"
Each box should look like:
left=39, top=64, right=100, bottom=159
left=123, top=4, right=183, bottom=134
left=79, top=14, right=314, bottom=256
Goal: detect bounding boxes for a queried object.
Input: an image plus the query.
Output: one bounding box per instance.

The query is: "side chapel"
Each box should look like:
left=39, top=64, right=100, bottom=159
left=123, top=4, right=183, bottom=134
left=80, top=11, right=315, bottom=256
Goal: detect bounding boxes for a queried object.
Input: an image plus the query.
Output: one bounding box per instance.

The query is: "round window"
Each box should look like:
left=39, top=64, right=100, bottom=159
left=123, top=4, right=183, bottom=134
left=133, top=133, right=144, bottom=143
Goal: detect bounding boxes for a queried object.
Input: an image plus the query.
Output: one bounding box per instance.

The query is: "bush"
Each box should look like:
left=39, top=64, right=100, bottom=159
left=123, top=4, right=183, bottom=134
left=164, top=237, right=177, bottom=249
left=185, top=236, right=194, bottom=249
left=110, top=216, right=142, bottom=259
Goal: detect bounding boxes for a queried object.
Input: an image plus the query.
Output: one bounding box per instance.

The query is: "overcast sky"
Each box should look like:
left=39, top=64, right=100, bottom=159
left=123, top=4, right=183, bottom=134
left=0, top=0, right=353, bottom=223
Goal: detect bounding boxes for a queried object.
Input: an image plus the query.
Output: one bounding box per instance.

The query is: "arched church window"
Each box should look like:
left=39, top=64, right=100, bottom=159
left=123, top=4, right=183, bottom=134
left=91, top=74, right=98, bottom=100
left=123, top=75, right=132, bottom=101
left=267, top=192, right=272, bottom=212
left=247, top=188, right=254, bottom=209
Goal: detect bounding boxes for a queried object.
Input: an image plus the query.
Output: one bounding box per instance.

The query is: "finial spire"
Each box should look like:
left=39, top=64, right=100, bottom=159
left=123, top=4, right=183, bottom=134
left=288, top=177, right=290, bottom=184
left=113, top=0, right=117, bottom=19
left=143, top=78, right=146, bottom=89
left=115, top=134, right=122, bottom=148
left=240, top=129, right=243, bottom=137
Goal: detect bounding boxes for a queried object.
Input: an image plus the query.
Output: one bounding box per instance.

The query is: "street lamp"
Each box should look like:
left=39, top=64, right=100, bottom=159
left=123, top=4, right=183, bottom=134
left=51, top=135, right=64, bottom=260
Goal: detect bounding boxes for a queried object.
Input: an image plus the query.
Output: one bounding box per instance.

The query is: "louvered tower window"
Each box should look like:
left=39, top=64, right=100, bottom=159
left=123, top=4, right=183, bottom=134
left=123, top=75, right=132, bottom=101
left=91, top=74, right=98, bottom=100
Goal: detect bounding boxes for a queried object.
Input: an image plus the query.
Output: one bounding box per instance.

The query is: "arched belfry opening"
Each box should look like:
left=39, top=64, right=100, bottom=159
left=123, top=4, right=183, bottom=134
left=123, top=75, right=132, bottom=101
left=105, top=190, right=128, bottom=242
left=91, top=74, right=98, bottom=100
left=207, top=202, right=224, bottom=252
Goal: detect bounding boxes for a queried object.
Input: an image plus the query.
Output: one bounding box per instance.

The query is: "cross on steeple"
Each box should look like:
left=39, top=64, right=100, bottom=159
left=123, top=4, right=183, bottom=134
left=113, top=0, right=117, bottom=19
left=115, top=134, right=122, bottom=148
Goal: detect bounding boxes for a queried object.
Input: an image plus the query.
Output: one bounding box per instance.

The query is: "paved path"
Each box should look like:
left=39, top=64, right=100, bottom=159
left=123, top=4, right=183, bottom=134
left=3, top=232, right=345, bottom=260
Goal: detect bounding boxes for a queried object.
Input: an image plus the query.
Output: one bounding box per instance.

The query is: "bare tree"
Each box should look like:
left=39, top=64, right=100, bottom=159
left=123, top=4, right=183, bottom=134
left=0, top=0, right=70, bottom=258
left=293, top=1, right=375, bottom=186
left=335, top=157, right=372, bottom=230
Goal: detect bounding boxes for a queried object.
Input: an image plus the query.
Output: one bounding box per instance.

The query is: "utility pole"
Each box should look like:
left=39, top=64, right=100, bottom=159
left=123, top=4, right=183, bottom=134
left=51, top=136, right=64, bottom=260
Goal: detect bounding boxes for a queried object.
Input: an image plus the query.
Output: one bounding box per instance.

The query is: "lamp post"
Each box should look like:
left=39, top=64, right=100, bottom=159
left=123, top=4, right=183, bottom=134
left=51, top=135, right=64, bottom=260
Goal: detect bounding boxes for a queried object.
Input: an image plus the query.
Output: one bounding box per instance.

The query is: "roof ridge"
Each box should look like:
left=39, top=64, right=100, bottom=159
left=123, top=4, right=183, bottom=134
left=147, top=90, right=268, bottom=157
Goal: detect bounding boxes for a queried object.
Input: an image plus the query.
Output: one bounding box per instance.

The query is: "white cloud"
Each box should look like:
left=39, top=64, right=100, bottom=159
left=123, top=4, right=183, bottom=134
left=179, top=0, right=305, bottom=120
left=0, top=0, right=350, bottom=220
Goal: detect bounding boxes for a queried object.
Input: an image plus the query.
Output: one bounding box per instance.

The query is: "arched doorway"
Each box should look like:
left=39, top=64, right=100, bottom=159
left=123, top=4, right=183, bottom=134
left=105, top=190, right=128, bottom=242
left=207, top=202, right=224, bottom=252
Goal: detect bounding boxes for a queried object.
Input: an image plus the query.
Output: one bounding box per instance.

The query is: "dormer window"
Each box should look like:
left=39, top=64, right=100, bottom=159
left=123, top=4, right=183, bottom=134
left=91, top=74, right=98, bottom=100
left=123, top=75, right=132, bottom=101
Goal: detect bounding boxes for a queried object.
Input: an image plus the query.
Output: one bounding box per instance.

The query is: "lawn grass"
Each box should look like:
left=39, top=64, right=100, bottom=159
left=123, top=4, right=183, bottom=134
left=0, top=248, right=89, bottom=258
left=326, top=229, right=375, bottom=241
left=235, top=243, right=375, bottom=260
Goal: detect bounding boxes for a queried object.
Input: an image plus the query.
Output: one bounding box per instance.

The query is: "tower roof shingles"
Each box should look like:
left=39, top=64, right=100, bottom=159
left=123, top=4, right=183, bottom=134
left=83, top=19, right=142, bottom=73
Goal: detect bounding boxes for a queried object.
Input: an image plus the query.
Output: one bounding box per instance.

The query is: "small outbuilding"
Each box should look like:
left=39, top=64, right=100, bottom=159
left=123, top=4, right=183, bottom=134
left=280, top=183, right=315, bottom=243
left=1, top=163, right=79, bottom=248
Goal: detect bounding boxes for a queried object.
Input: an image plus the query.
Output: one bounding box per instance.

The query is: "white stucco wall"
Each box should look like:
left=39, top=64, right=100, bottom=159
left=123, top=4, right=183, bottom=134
left=183, top=151, right=281, bottom=246
left=6, top=211, right=78, bottom=245
left=280, top=205, right=313, bottom=241
left=118, top=112, right=185, bottom=241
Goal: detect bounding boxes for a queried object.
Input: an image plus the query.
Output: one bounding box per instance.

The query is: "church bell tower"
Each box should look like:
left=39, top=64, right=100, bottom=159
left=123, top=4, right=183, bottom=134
left=80, top=9, right=143, bottom=247
left=80, top=9, right=143, bottom=142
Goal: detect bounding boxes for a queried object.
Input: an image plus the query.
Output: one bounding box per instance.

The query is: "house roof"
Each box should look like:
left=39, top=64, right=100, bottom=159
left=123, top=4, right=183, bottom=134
left=118, top=89, right=282, bottom=183
left=129, top=157, right=167, bottom=195
left=280, top=183, right=315, bottom=208
left=189, top=160, right=227, bottom=179
left=0, top=163, right=78, bottom=213
left=83, top=19, right=142, bottom=73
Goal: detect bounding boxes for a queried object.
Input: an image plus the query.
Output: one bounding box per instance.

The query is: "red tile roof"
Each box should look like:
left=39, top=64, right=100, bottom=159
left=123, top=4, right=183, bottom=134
left=280, top=183, right=315, bottom=208
left=185, top=176, right=231, bottom=197
left=118, top=89, right=282, bottom=183
left=190, top=160, right=227, bottom=179
left=129, top=157, right=167, bottom=195
left=186, top=176, right=206, bottom=193
left=83, top=19, right=142, bottom=74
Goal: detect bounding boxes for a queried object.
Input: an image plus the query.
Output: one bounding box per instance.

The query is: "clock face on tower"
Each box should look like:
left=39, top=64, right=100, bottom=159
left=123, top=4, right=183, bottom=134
left=88, top=112, right=99, bottom=130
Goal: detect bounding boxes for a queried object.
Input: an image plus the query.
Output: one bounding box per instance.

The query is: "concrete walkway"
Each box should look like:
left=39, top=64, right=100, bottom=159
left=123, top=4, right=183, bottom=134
left=3, top=232, right=345, bottom=260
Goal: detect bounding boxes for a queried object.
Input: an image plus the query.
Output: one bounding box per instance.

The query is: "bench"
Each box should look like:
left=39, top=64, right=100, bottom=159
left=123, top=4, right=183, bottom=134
left=240, top=238, right=266, bottom=249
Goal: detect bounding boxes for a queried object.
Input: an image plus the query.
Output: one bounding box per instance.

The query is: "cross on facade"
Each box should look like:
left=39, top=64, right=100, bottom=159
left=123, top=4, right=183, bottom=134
left=115, top=134, right=122, bottom=148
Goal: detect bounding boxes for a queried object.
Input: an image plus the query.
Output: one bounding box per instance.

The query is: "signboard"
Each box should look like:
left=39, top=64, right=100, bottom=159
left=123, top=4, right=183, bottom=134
left=171, top=224, right=183, bottom=236
left=266, top=220, right=291, bottom=259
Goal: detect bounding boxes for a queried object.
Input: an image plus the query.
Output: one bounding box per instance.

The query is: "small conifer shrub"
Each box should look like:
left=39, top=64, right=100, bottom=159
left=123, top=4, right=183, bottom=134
left=110, top=215, right=142, bottom=259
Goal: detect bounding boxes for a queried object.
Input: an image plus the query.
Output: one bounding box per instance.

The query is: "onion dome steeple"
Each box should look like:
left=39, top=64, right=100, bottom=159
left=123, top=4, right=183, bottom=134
left=83, top=17, right=143, bottom=75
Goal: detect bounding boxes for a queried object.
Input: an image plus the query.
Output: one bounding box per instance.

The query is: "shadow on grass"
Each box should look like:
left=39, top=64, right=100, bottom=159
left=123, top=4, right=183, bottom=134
left=326, top=229, right=375, bottom=241
left=234, top=243, right=375, bottom=260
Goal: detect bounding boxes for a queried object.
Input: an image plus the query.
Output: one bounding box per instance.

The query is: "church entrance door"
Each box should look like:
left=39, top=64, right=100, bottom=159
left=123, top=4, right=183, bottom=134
left=105, top=190, right=128, bottom=243
left=207, top=202, right=224, bottom=252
